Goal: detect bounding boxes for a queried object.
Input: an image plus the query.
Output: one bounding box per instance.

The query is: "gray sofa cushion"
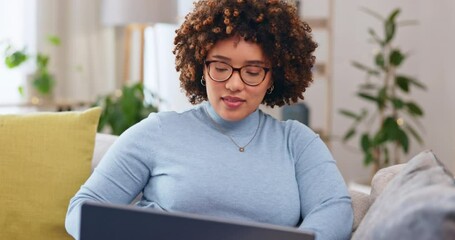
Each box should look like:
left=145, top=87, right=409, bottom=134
left=352, top=150, right=455, bottom=240
left=349, top=189, right=371, bottom=231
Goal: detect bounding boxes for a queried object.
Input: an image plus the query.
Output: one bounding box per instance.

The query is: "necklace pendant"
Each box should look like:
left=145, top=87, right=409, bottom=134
left=239, top=147, right=245, bottom=152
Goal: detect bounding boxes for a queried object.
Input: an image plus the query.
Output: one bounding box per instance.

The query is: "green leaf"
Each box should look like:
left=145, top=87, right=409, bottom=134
left=389, top=49, right=405, bottom=66
left=395, top=76, right=410, bottom=92
left=377, top=87, right=387, bottom=109
left=384, top=9, right=401, bottom=44
left=351, top=61, right=380, bottom=75
left=339, top=109, right=360, bottom=120
left=32, top=72, right=55, bottom=95
left=36, top=53, right=49, bottom=69
left=47, top=35, right=61, bottom=46
left=363, top=152, right=374, bottom=166
left=391, top=98, right=404, bottom=109
left=368, top=28, right=384, bottom=45
left=384, top=21, right=396, bottom=44
left=357, top=92, right=379, bottom=103
left=372, top=128, right=388, bottom=145
left=343, top=128, right=356, bottom=142
left=18, top=85, right=24, bottom=96
left=383, top=117, right=400, bottom=140
left=406, top=102, right=424, bottom=116
left=360, top=133, right=370, bottom=153
left=408, top=77, right=427, bottom=90
left=375, top=53, right=385, bottom=69
left=359, top=83, right=377, bottom=90
left=4, top=50, right=28, bottom=68
left=397, top=128, right=409, bottom=153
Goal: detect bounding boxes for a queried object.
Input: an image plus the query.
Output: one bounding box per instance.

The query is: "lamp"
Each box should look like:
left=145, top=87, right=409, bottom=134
left=100, top=0, right=177, bottom=83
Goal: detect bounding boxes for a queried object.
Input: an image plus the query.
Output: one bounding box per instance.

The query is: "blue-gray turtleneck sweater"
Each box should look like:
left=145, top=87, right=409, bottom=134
left=65, top=102, right=353, bottom=239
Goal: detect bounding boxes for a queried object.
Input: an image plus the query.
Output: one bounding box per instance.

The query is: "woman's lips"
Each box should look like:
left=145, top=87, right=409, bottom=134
left=222, top=96, right=245, bottom=108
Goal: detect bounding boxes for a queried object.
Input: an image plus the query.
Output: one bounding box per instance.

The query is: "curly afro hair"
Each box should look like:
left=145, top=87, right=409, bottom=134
left=173, top=0, right=317, bottom=107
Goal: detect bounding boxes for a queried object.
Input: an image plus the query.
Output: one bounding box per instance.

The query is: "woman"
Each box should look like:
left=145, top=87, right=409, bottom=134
left=65, top=0, right=353, bottom=239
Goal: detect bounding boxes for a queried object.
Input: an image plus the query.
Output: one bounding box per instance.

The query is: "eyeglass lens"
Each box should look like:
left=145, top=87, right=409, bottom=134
left=207, top=61, right=266, bottom=86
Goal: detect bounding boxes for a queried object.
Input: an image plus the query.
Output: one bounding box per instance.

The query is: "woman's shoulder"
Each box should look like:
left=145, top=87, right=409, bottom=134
left=146, top=104, right=204, bottom=123
left=127, top=105, right=206, bottom=135
left=260, top=111, right=324, bottom=159
left=115, top=106, right=203, bottom=146
left=260, top=110, right=317, bottom=138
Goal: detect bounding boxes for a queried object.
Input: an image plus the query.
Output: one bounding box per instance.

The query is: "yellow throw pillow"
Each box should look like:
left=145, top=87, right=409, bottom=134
left=0, top=107, right=101, bottom=240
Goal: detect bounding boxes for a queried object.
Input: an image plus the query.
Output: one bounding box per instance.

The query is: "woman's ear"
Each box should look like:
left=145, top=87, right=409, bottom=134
left=267, top=79, right=274, bottom=89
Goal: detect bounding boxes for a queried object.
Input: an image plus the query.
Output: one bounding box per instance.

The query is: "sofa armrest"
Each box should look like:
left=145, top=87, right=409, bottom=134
left=350, top=163, right=406, bottom=232
left=92, top=133, right=118, bottom=171
left=370, top=164, right=406, bottom=201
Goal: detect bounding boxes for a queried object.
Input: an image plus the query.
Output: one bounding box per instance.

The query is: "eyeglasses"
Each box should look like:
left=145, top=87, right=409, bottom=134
left=204, top=60, right=270, bottom=86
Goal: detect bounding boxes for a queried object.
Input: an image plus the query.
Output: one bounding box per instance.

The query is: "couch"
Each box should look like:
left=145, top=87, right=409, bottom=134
left=1, top=108, right=454, bottom=239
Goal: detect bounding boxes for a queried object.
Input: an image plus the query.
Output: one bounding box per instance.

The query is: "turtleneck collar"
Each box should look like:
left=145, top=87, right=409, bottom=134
left=202, top=101, right=261, bottom=135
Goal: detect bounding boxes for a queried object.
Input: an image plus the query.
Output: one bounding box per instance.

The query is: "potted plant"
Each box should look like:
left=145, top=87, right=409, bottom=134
left=92, top=82, right=159, bottom=136
left=339, top=8, right=427, bottom=176
left=2, top=35, right=60, bottom=101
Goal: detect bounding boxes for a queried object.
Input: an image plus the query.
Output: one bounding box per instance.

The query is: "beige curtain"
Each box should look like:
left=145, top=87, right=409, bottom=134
left=36, top=0, right=118, bottom=103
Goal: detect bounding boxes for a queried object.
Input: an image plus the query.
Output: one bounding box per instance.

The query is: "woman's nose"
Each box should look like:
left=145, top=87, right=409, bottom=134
left=225, top=70, right=245, bottom=92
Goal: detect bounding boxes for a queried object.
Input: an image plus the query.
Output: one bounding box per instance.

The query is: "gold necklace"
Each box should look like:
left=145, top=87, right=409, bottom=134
left=204, top=106, right=261, bottom=152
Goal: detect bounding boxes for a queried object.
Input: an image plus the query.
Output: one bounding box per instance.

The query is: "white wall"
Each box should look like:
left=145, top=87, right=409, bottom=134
left=331, top=0, right=455, bottom=181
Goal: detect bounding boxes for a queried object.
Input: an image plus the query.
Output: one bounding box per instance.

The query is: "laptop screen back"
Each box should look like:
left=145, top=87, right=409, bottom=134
left=80, top=202, right=315, bottom=240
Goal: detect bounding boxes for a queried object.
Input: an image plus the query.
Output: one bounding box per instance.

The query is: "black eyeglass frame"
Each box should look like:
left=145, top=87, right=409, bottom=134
left=204, top=60, right=270, bottom=86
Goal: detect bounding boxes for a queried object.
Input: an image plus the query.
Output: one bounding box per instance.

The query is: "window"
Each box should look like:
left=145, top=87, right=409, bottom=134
left=143, top=23, right=192, bottom=112
left=0, top=0, right=36, bottom=104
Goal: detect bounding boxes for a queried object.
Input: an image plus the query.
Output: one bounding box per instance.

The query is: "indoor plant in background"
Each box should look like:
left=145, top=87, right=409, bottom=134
left=2, top=35, right=60, bottom=103
left=93, top=82, right=159, bottom=136
left=339, top=8, right=427, bottom=177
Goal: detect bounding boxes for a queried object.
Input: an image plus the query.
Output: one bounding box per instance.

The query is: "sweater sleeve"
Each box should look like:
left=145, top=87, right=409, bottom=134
left=293, top=129, right=353, bottom=239
left=64, top=114, right=161, bottom=239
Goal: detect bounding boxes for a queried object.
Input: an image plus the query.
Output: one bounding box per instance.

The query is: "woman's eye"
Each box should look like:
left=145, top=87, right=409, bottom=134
left=244, top=67, right=261, bottom=76
left=245, top=71, right=260, bottom=76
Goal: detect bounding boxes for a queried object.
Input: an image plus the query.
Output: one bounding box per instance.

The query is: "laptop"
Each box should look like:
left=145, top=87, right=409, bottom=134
left=80, top=202, right=315, bottom=240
